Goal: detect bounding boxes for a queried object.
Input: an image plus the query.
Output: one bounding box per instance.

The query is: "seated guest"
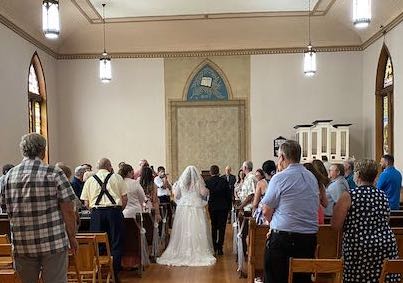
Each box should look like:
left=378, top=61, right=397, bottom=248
left=140, top=166, right=161, bottom=223
left=154, top=166, right=172, bottom=204
left=252, top=160, right=276, bottom=225
left=119, top=163, right=146, bottom=218
left=324, top=163, right=349, bottom=216
left=304, top=163, right=328, bottom=224
left=344, top=159, right=356, bottom=190
left=377, top=154, right=402, bottom=210
left=71, top=165, right=87, bottom=198
left=332, top=159, right=399, bottom=283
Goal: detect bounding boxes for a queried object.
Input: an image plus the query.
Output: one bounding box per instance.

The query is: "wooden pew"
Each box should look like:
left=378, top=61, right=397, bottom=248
left=0, top=214, right=10, bottom=237
left=389, top=216, right=403, bottom=227
left=392, top=227, right=403, bottom=258
left=390, top=210, right=403, bottom=217
left=317, top=225, right=342, bottom=259
left=247, top=219, right=269, bottom=283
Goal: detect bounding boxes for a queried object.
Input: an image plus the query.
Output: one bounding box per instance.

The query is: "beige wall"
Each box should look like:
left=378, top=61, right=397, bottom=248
left=251, top=52, right=364, bottom=169
left=362, top=21, right=403, bottom=167
left=55, top=58, right=165, bottom=170
left=0, top=23, right=58, bottom=166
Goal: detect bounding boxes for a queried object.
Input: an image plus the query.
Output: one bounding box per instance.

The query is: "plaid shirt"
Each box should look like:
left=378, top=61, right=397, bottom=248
left=0, top=158, right=76, bottom=256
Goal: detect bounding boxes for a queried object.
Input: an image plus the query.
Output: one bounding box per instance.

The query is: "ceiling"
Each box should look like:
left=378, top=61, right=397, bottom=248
left=88, top=0, right=321, bottom=19
left=0, top=0, right=402, bottom=57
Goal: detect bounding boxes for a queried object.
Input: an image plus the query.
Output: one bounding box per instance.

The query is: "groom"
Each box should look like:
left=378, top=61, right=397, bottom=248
left=205, top=165, right=232, bottom=255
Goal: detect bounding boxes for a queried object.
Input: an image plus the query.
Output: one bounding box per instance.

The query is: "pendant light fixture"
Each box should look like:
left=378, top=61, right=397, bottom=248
left=353, top=0, right=371, bottom=28
left=42, top=0, right=60, bottom=39
left=304, top=0, right=316, bottom=77
left=99, top=3, right=112, bottom=83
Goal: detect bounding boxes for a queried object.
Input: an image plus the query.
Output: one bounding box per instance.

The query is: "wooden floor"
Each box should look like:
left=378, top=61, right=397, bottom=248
left=120, top=224, right=247, bottom=283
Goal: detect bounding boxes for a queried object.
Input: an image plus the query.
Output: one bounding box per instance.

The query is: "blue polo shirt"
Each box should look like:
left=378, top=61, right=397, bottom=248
left=376, top=166, right=402, bottom=210
left=261, top=163, right=319, bottom=234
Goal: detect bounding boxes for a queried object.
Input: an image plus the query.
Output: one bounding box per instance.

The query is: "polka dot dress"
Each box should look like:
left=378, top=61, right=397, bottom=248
left=342, top=185, right=400, bottom=283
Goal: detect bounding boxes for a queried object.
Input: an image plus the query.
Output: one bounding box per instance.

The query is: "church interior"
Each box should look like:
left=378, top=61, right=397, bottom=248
left=1, top=0, right=403, bottom=282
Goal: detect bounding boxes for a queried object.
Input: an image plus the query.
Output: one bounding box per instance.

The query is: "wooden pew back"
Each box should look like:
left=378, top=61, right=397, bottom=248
left=247, top=219, right=269, bottom=283
left=317, top=225, right=341, bottom=259
left=392, top=227, right=403, bottom=258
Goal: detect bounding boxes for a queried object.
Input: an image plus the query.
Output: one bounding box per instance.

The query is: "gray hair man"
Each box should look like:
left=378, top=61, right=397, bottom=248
left=238, top=161, right=257, bottom=212
left=261, top=140, right=319, bottom=283
left=0, top=133, right=77, bottom=283
left=81, top=157, right=128, bottom=281
left=71, top=165, right=87, bottom=198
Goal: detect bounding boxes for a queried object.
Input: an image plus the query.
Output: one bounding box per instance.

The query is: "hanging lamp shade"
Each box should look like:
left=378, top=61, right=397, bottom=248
left=99, top=52, right=112, bottom=83
left=42, top=0, right=60, bottom=39
left=304, top=45, right=316, bottom=77
left=353, top=0, right=371, bottom=28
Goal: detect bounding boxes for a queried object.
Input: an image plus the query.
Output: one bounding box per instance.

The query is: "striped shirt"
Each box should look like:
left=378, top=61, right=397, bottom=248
left=0, top=158, right=76, bottom=256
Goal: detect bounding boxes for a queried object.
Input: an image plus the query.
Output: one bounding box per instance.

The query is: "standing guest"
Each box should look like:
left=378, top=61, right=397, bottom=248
left=344, top=160, right=356, bottom=190
left=81, top=163, right=92, bottom=171
left=154, top=166, right=172, bottom=204
left=83, top=170, right=95, bottom=182
left=133, top=159, right=149, bottom=180
left=312, top=159, right=330, bottom=183
left=71, top=165, right=87, bottom=198
left=205, top=165, right=232, bottom=255
left=324, top=164, right=349, bottom=217
left=0, top=133, right=77, bottom=283
left=234, top=169, right=245, bottom=202
left=262, top=140, right=318, bottom=283
left=332, top=159, right=399, bottom=283
left=237, top=161, right=257, bottom=213
left=140, top=167, right=161, bottom=223
left=303, top=163, right=328, bottom=224
left=322, top=156, right=331, bottom=173
left=57, top=164, right=72, bottom=179
left=81, top=158, right=128, bottom=282
left=377, top=154, right=402, bottom=210
left=255, top=169, right=265, bottom=181
left=252, top=160, right=276, bottom=225
left=119, top=163, right=146, bottom=218
left=222, top=166, right=236, bottom=201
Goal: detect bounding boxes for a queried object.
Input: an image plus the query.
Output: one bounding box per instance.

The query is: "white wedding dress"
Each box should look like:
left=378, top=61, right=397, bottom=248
left=157, top=166, right=216, bottom=266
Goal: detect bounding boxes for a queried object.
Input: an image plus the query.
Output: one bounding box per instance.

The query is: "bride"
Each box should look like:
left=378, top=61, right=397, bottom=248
left=157, top=165, right=216, bottom=266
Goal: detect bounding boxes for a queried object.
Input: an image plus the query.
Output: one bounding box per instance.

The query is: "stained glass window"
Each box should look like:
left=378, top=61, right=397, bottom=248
left=383, top=96, right=389, bottom=154
left=383, top=57, right=393, bottom=88
left=29, top=65, right=40, bottom=95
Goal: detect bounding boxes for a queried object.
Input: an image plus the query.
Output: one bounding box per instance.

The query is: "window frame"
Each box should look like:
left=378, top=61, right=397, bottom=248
left=27, top=52, right=49, bottom=163
left=375, top=45, right=394, bottom=161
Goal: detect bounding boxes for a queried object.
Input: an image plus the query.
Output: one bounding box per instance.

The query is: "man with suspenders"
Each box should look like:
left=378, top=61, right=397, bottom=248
left=81, top=158, right=128, bottom=282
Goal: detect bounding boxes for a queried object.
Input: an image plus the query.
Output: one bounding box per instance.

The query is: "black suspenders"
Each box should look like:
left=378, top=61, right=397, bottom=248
left=93, top=172, right=116, bottom=206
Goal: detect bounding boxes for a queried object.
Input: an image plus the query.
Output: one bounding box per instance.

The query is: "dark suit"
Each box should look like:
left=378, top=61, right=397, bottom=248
left=221, top=174, right=236, bottom=201
left=205, top=175, right=232, bottom=252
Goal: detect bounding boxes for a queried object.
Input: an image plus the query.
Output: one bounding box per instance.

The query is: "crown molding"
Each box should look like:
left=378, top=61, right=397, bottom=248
left=56, top=46, right=363, bottom=60
left=0, top=14, right=57, bottom=58
left=361, top=11, right=403, bottom=50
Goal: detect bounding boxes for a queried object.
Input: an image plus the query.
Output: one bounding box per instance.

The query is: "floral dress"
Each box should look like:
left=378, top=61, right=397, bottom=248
left=342, top=185, right=399, bottom=283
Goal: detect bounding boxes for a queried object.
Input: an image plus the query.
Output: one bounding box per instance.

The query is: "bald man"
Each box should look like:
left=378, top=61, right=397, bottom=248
left=81, top=158, right=128, bottom=282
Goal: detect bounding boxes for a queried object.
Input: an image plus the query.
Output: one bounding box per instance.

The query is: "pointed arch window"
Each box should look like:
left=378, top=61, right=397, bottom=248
left=28, top=53, right=49, bottom=162
left=375, top=45, right=394, bottom=160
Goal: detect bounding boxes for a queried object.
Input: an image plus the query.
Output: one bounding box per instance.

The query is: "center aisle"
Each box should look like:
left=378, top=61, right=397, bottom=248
left=120, top=224, right=248, bottom=282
